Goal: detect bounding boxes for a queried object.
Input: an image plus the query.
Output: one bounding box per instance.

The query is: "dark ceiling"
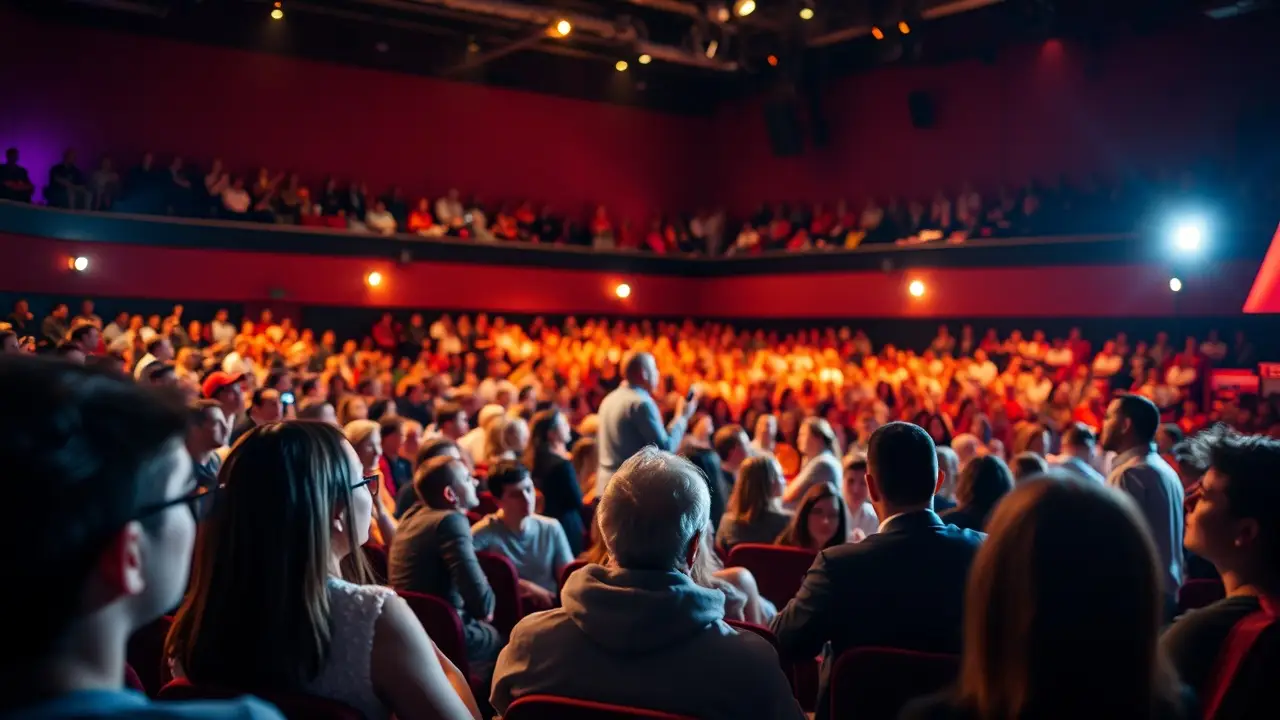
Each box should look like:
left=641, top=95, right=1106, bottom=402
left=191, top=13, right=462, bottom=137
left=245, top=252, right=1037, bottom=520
left=17, top=0, right=1268, bottom=114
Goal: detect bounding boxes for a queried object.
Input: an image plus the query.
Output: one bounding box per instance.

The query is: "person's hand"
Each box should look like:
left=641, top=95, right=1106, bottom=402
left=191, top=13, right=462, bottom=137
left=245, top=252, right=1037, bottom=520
left=850, top=528, right=868, bottom=543
left=518, top=578, right=556, bottom=607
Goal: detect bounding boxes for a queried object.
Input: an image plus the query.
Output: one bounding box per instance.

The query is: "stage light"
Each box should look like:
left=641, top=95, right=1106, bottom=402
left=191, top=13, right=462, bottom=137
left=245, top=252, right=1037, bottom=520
left=767, top=54, right=778, bottom=66
left=898, top=20, right=911, bottom=34
left=554, top=19, right=573, bottom=37
left=270, top=7, right=284, bottom=20
left=366, top=271, right=383, bottom=288
left=615, top=60, right=629, bottom=71
left=908, top=280, right=926, bottom=297
left=1172, top=217, right=1206, bottom=254
left=615, top=283, right=632, bottom=299
left=638, top=53, right=652, bottom=64
left=871, top=26, right=885, bottom=40
left=1170, top=277, right=1183, bottom=293
left=734, top=0, right=756, bottom=18
left=799, top=7, right=814, bottom=20
left=71, top=256, right=89, bottom=272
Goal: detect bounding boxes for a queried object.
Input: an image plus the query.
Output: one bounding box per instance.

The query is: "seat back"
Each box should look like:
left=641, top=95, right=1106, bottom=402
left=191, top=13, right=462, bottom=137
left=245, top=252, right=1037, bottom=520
left=396, top=589, right=470, bottom=680
left=475, top=491, right=500, bottom=515
left=726, top=543, right=817, bottom=608
left=829, top=647, right=960, bottom=720
left=126, top=614, right=174, bottom=697
left=724, top=619, right=778, bottom=650
left=361, top=543, right=389, bottom=584
left=559, top=559, right=590, bottom=591
left=505, top=694, right=698, bottom=719
left=159, top=678, right=363, bottom=720
left=476, top=550, right=523, bottom=637
left=124, top=663, right=146, bottom=693
left=1178, top=578, right=1226, bottom=616
left=1203, top=596, right=1279, bottom=720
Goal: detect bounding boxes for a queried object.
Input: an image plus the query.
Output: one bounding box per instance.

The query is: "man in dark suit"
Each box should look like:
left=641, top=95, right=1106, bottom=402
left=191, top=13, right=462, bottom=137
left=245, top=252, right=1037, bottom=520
left=770, top=421, right=986, bottom=719
left=388, top=455, right=502, bottom=677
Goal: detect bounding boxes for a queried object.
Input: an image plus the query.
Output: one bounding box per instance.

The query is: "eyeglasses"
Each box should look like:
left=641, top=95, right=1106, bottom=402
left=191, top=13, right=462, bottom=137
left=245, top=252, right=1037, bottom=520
left=135, top=484, right=217, bottom=523
left=353, top=473, right=380, bottom=496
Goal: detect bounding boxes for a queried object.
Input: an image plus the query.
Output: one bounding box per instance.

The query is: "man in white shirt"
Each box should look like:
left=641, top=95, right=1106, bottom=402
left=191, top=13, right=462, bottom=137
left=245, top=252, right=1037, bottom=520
left=458, top=404, right=505, bottom=466
left=1166, top=354, right=1198, bottom=395
left=1022, top=365, right=1053, bottom=410
left=133, top=337, right=173, bottom=380
left=968, top=349, right=997, bottom=386
left=221, top=339, right=256, bottom=378
left=1091, top=340, right=1123, bottom=379
left=365, top=200, right=398, bottom=235
left=1043, top=339, right=1074, bottom=371
left=210, top=309, right=237, bottom=347
left=435, top=188, right=464, bottom=228
left=840, top=454, right=879, bottom=539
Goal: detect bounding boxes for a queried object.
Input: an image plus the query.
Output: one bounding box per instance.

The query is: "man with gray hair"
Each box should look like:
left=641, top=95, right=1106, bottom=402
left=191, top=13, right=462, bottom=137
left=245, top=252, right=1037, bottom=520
left=490, top=448, right=803, bottom=719
left=595, top=351, right=699, bottom=496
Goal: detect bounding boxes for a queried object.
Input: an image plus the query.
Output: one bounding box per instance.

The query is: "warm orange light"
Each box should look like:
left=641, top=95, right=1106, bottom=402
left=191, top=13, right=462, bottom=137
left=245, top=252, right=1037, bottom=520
left=638, top=53, right=652, bottom=65
left=615, top=60, right=629, bottom=71
left=615, top=283, right=632, bottom=299
left=71, top=256, right=89, bottom=272
left=270, top=7, right=284, bottom=20
left=871, top=26, right=885, bottom=40
left=554, top=19, right=572, bottom=36
left=898, top=20, right=911, bottom=34
left=908, top=280, right=926, bottom=297
left=799, top=7, right=814, bottom=20
left=366, top=271, right=383, bottom=288
left=767, top=54, right=778, bottom=66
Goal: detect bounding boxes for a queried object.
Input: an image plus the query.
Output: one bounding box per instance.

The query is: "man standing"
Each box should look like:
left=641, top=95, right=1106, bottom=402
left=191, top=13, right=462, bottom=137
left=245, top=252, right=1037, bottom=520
left=1054, top=422, right=1106, bottom=484
left=596, top=351, right=698, bottom=495
left=1101, top=393, right=1185, bottom=616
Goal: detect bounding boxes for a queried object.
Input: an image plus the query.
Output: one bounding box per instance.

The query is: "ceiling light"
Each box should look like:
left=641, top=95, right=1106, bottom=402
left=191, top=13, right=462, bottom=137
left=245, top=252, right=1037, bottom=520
left=898, top=20, right=911, bottom=34
left=734, top=0, right=756, bottom=18
left=554, top=19, right=572, bottom=37
left=71, top=256, right=89, bottom=272
left=270, top=7, right=284, bottom=20
left=871, top=26, right=884, bottom=40
left=908, top=280, right=926, bottom=297
left=616, top=60, right=629, bottom=71
left=638, top=53, right=652, bottom=64
left=1169, top=277, right=1183, bottom=293
left=615, top=283, right=632, bottom=299
left=767, top=54, right=778, bottom=66
left=366, top=271, right=383, bottom=288
left=799, top=7, right=814, bottom=20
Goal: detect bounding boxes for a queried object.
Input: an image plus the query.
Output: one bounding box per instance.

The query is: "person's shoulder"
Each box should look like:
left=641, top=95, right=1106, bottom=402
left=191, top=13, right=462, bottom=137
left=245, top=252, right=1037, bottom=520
left=1163, top=595, right=1262, bottom=650
left=938, top=522, right=986, bottom=548
left=470, top=513, right=501, bottom=536
left=434, top=508, right=470, bottom=535
left=530, top=513, right=568, bottom=537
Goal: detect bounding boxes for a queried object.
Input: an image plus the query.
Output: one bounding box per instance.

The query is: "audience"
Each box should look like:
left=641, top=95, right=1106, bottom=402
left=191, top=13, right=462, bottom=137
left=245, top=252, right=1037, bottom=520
left=776, top=481, right=849, bottom=551
left=716, top=453, right=792, bottom=551
left=0, top=147, right=35, bottom=203
left=782, top=417, right=842, bottom=508
left=771, top=421, right=985, bottom=720
left=0, top=355, right=281, bottom=718
left=166, top=421, right=481, bottom=720
left=942, top=455, right=1015, bottom=532
left=524, top=408, right=586, bottom=556
left=596, top=351, right=698, bottom=495
left=840, top=454, right=880, bottom=539
left=490, top=448, right=805, bottom=719
left=1054, top=421, right=1106, bottom=483
left=904, top=477, right=1192, bottom=719
left=1011, top=450, right=1049, bottom=482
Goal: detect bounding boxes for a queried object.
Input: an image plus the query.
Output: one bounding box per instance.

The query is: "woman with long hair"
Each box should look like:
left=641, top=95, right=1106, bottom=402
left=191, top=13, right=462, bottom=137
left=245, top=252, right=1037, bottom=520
left=524, top=408, right=585, bottom=555
left=344, top=420, right=398, bottom=545
left=570, top=436, right=599, bottom=505
left=166, top=421, right=480, bottom=720
left=941, top=455, right=1015, bottom=532
left=335, top=393, right=367, bottom=427
left=752, top=413, right=778, bottom=454
left=782, top=417, right=842, bottom=507
left=776, top=482, right=848, bottom=551
left=716, top=453, right=792, bottom=551
left=905, top=478, right=1188, bottom=720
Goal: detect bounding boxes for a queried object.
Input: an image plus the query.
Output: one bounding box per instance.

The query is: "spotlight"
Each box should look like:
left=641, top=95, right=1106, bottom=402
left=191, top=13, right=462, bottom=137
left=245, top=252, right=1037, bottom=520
left=799, top=7, right=814, bottom=20
left=366, top=271, right=383, bottom=288
left=734, top=0, right=756, bottom=18
left=1169, top=277, right=1183, bottom=293
left=767, top=54, right=778, bottom=66
left=71, top=256, right=89, bottom=272
left=871, top=26, right=885, bottom=40
left=615, top=60, right=629, bottom=71
left=898, top=20, right=911, bottom=34
left=908, top=280, right=926, bottom=297
left=712, top=2, right=731, bottom=23
left=615, top=283, right=632, bottom=299
left=638, top=53, right=652, bottom=64
left=554, top=18, right=572, bottom=36
left=1172, top=217, right=1206, bottom=254
left=270, top=7, right=284, bottom=20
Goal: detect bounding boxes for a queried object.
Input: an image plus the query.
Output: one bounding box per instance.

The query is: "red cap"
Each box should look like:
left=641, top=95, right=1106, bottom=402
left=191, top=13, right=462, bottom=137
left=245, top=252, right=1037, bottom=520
left=202, top=371, right=244, bottom=399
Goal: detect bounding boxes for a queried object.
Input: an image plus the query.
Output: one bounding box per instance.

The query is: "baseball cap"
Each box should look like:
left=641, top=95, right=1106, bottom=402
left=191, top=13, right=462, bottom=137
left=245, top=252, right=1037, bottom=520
left=202, top=371, right=244, bottom=399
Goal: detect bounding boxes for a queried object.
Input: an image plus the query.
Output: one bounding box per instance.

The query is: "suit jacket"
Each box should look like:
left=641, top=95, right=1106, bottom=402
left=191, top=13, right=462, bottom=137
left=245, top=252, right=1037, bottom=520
left=389, top=506, right=495, bottom=625
left=770, top=510, right=985, bottom=720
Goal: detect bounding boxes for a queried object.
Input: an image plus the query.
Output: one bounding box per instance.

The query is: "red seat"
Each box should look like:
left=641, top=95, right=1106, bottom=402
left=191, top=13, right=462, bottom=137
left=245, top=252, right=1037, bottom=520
left=299, top=214, right=327, bottom=228
left=396, top=589, right=470, bottom=680
left=126, top=614, right=174, bottom=697
left=124, top=663, right=146, bottom=693
left=724, top=619, right=777, bottom=649
left=829, top=647, right=960, bottom=720
left=159, top=678, right=362, bottom=719
left=476, top=550, right=523, bottom=637
left=466, top=510, right=484, bottom=526
left=1178, top=578, right=1226, bottom=616
left=505, top=694, right=697, bottom=719
left=361, top=543, right=389, bottom=584
left=559, top=559, right=590, bottom=591
left=475, top=491, right=499, bottom=515
left=726, top=543, right=817, bottom=608
left=725, top=619, right=814, bottom=710
left=1202, top=595, right=1279, bottom=720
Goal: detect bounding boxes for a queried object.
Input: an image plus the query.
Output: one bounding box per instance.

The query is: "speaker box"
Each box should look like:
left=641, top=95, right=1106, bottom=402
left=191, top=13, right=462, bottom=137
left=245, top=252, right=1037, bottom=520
left=764, top=101, right=804, bottom=157
left=908, top=90, right=935, bottom=129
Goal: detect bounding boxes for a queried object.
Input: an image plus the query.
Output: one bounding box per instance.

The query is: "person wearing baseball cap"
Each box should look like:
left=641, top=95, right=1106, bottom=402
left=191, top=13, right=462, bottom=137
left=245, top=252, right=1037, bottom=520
left=202, top=371, right=244, bottom=445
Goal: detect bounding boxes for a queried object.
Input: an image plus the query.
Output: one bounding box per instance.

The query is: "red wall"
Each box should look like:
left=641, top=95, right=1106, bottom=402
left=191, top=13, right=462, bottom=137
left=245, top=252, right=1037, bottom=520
left=0, top=8, right=706, bottom=226
left=709, top=19, right=1279, bottom=212
left=2, top=233, right=1254, bottom=318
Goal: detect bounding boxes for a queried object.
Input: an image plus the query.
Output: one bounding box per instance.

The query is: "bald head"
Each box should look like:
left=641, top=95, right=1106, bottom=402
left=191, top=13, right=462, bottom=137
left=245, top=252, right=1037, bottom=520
left=623, top=351, right=657, bottom=391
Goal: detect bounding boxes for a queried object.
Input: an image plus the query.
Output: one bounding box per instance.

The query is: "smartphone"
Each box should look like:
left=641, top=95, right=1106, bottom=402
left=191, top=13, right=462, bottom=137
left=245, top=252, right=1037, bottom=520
left=685, top=386, right=697, bottom=403
left=280, top=391, right=296, bottom=406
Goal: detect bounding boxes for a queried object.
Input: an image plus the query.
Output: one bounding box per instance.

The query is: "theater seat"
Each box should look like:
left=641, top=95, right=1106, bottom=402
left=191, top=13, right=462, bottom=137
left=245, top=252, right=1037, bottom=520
left=1178, top=578, right=1226, bottom=616
left=829, top=647, right=960, bottom=720
left=475, top=491, right=499, bottom=515
left=476, top=550, right=523, bottom=637
left=505, top=694, right=697, bottom=719
left=124, top=663, right=146, bottom=693
left=559, top=559, right=590, bottom=591
left=395, top=589, right=470, bottom=680
left=1202, top=596, right=1279, bottom=720
left=726, top=543, right=816, bottom=608
left=159, top=678, right=362, bottom=720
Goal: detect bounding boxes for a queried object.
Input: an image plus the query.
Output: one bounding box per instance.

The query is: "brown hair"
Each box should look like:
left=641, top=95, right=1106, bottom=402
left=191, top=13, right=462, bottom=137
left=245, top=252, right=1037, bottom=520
left=957, top=478, right=1181, bottom=719
left=725, top=453, right=782, bottom=526
left=776, top=482, right=848, bottom=550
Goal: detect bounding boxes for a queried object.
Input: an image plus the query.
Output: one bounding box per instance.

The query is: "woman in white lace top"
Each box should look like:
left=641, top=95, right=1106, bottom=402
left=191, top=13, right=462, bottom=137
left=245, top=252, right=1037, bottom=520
left=166, top=421, right=480, bottom=720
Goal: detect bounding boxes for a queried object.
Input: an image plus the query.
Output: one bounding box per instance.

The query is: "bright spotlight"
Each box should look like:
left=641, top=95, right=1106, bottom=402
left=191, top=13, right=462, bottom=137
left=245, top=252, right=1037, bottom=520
left=270, top=7, right=284, bottom=20
left=734, top=0, right=756, bottom=17
left=799, top=7, right=815, bottom=20
left=615, top=283, right=632, bottom=299
left=71, top=256, right=89, bottom=272
left=1169, top=277, right=1183, bottom=293
left=898, top=20, right=911, bottom=34
left=767, top=54, right=779, bottom=66
left=908, top=280, right=926, bottom=298
left=615, top=60, right=629, bottom=71
left=638, top=53, right=652, bottom=64
left=1172, top=218, right=1206, bottom=254
left=366, top=271, right=383, bottom=288
left=554, top=19, right=572, bottom=36
left=871, top=26, right=885, bottom=40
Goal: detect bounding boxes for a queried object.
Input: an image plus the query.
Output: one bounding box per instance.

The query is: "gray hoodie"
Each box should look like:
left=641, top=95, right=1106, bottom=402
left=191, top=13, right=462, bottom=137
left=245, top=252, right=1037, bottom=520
left=490, top=563, right=803, bottom=719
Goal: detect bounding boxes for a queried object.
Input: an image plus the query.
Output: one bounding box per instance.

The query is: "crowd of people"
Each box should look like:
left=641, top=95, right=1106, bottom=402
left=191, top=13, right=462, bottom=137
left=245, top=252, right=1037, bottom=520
left=3, top=296, right=1278, bottom=719
left=5, top=145, right=1274, bottom=255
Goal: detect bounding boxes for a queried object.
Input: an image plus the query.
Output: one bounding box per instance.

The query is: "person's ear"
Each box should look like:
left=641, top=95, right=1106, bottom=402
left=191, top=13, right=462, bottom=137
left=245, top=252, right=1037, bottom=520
left=683, top=533, right=701, bottom=571
left=934, top=468, right=945, bottom=495
left=866, top=473, right=883, bottom=504
left=1237, top=518, right=1260, bottom=549
left=442, top=485, right=459, bottom=507
left=100, top=522, right=147, bottom=599
left=331, top=508, right=345, bottom=536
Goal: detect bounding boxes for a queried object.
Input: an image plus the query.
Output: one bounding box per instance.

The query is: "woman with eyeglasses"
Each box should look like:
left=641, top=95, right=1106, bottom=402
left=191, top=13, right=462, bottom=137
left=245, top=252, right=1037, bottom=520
left=166, top=421, right=481, bottom=720
left=344, top=419, right=398, bottom=545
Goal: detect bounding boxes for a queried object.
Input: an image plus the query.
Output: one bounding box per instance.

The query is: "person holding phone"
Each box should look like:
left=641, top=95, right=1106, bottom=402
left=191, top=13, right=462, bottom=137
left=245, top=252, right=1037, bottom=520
left=595, top=351, right=700, bottom=497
